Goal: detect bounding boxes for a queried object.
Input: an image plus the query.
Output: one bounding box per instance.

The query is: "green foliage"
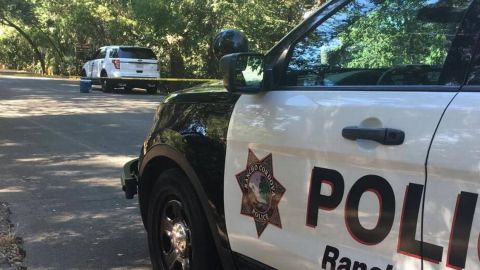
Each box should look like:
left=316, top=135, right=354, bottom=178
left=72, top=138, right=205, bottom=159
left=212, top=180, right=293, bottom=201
left=0, top=0, right=325, bottom=76
left=337, top=0, right=451, bottom=69
left=0, top=27, right=35, bottom=71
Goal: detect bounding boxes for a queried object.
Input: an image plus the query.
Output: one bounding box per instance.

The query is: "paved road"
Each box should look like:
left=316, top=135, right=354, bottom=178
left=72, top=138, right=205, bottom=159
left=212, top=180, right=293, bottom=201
left=0, top=76, right=164, bottom=269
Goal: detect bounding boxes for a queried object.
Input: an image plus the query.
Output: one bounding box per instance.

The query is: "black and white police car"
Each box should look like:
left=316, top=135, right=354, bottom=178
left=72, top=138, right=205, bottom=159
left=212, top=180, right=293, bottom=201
left=121, top=0, right=480, bottom=269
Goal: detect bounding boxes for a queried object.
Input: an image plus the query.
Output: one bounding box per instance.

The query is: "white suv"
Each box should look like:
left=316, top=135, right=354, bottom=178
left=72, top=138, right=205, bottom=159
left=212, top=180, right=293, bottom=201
left=81, top=46, right=160, bottom=94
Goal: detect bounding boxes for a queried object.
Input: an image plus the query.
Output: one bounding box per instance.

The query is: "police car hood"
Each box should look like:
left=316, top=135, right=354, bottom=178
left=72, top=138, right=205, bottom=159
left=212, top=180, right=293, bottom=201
left=162, top=81, right=240, bottom=104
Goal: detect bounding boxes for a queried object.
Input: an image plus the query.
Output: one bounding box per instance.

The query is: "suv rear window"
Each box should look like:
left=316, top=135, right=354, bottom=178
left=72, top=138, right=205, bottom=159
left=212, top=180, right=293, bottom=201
left=118, top=48, right=157, bottom=60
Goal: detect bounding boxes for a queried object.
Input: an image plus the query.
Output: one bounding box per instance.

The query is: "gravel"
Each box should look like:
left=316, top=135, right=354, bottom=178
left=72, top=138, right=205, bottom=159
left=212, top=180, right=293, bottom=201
left=0, top=202, right=26, bottom=270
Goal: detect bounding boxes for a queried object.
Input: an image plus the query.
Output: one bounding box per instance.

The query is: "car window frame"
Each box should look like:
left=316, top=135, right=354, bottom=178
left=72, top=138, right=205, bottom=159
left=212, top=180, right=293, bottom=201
left=265, top=0, right=477, bottom=92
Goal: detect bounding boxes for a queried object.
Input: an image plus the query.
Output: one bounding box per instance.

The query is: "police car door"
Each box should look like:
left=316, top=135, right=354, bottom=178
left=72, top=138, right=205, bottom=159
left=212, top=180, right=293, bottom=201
left=224, top=1, right=473, bottom=269
left=421, top=12, right=480, bottom=270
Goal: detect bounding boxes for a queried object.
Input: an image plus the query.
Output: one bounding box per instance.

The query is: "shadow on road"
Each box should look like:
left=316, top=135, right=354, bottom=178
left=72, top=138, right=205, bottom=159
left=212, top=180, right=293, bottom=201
left=0, top=76, right=160, bottom=269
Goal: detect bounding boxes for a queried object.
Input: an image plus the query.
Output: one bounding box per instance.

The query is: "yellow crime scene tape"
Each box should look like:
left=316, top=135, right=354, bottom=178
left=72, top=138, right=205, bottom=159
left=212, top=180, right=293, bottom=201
left=84, top=77, right=219, bottom=83
left=0, top=71, right=218, bottom=83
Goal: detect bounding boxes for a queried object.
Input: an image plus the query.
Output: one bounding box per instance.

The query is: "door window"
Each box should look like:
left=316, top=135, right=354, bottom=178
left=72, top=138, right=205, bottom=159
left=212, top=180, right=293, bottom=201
left=285, top=0, right=471, bottom=87
left=98, top=48, right=107, bottom=59
left=466, top=45, right=480, bottom=85
left=109, top=49, right=119, bottom=58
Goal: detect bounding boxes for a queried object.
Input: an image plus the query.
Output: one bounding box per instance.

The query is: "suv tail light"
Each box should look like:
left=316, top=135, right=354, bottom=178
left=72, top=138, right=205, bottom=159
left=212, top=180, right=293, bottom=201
left=112, top=59, right=121, bottom=69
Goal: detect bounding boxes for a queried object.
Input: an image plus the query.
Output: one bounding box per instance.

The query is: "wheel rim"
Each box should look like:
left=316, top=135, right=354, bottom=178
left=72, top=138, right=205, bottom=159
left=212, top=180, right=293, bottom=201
left=160, top=199, right=191, bottom=270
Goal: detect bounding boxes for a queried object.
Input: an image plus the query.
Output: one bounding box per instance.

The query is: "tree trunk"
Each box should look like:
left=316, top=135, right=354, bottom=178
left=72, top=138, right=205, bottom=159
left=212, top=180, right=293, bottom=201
left=35, top=26, right=64, bottom=60
left=0, top=17, right=47, bottom=74
left=169, top=47, right=185, bottom=78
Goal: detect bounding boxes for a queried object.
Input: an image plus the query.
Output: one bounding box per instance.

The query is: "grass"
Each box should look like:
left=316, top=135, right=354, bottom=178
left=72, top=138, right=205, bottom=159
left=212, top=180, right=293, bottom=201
left=0, top=230, right=22, bottom=261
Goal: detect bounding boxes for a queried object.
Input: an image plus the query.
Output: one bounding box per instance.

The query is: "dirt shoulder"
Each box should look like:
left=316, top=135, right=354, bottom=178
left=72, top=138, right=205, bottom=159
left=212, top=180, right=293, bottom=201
left=0, top=202, right=26, bottom=270
left=0, top=70, right=80, bottom=80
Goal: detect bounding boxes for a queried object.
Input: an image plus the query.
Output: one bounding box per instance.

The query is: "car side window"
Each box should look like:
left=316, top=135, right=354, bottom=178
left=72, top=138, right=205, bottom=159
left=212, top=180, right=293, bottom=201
left=466, top=68, right=480, bottom=85
left=98, top=48, right=107, bottom=59
left=109, top=49, right=118, bottom=58
left=285, top=0, right=471, bottom=87
left=466, top=46, right=480, bottom=85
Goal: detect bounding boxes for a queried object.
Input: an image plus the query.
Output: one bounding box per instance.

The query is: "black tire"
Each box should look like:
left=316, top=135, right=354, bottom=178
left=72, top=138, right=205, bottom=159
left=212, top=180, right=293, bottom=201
left=147, top=168, right=219, bottom=270
left=124, top=86, right=133, bottom=93
left=147, top=86, right=158, bottom=95
left=101, top=76, right=113, bottom=93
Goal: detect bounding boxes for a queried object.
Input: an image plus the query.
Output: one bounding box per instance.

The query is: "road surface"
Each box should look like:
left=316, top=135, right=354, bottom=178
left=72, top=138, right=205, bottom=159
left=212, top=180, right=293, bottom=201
left=0, top=76, right=164, bottom=269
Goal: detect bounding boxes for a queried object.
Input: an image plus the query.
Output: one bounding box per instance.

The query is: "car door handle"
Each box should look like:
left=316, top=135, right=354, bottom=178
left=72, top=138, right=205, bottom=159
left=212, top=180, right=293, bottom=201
left=342, top=126, right=405, bottom=145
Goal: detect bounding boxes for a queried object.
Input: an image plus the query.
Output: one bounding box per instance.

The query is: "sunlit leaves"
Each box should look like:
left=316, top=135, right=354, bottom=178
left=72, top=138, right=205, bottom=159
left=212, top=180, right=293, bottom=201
left=0, top=0, right=327, bottom=76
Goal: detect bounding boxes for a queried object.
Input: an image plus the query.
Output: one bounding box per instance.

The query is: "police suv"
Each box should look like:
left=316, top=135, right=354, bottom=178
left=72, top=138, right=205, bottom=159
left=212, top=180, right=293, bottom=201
left=121, top=0, right=480, bottom=269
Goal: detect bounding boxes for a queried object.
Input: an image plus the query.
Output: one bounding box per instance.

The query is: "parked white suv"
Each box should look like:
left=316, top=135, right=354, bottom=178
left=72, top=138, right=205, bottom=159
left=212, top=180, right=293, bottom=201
left=81, top=46, right=160, bottom=94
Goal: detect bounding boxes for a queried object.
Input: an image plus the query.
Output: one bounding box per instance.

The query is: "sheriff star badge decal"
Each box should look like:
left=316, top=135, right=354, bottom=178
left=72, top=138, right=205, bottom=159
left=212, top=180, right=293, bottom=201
left=235, top=149, right=286, bottom=237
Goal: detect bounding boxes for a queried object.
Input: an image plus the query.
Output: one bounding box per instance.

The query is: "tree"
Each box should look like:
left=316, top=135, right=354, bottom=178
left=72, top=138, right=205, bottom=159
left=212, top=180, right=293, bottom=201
left=0, top=0, right=325, bottom=77
left=0, top=0, right=47, bottom=74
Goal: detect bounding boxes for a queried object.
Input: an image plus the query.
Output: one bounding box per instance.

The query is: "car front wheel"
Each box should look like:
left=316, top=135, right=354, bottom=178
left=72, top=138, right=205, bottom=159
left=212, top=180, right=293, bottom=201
left=147, top=168, right=219, bottom=270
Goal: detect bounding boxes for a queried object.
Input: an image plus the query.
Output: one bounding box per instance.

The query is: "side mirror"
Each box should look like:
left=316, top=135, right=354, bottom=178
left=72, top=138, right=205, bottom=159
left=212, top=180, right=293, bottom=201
left=220, top=52, right=264, bottom=93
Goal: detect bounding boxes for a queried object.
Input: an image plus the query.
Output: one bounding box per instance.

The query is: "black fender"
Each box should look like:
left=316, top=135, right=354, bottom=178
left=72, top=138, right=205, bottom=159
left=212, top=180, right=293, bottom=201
left=138, top=143, right=236, bottom=270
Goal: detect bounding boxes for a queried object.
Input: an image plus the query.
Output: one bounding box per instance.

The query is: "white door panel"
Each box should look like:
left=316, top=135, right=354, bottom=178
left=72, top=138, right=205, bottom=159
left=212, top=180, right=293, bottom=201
left=424, top=92, right=479, bottom=270
left=225, top=91, right=456, bottom=269
left=91, top=60, right=99, bottom=78
left=87, top=62, right=93, bottom=76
